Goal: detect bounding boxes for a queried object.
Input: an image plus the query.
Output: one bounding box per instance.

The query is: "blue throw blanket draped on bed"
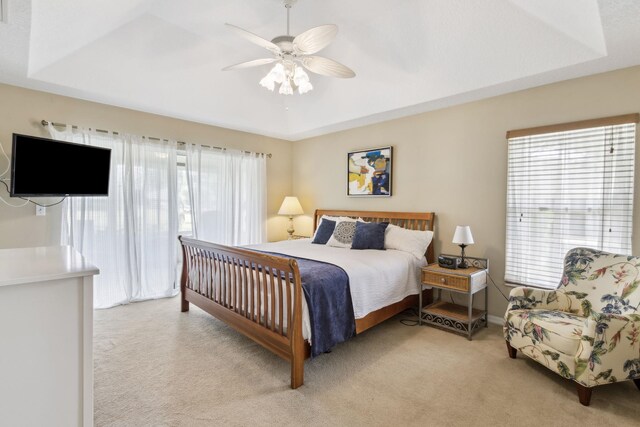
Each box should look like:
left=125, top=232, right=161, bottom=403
left=259, top=251, right=356, bottom=357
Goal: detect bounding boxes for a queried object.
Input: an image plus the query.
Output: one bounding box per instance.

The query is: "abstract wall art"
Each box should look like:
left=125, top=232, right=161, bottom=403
left=347, top=146, right=392, bottom=197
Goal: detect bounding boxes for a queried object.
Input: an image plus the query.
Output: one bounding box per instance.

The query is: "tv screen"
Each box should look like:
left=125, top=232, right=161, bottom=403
left=10, top=134, right=111, bottom=197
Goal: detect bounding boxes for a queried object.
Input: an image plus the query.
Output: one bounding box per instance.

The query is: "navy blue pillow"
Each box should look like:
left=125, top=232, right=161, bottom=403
left=312, top=219, right=337, bottom=244
left=351, top=221, right=389, bottom=250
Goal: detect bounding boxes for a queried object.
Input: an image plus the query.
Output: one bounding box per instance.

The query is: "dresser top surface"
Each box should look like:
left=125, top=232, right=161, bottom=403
left=0, top=246, right=99, bottom=287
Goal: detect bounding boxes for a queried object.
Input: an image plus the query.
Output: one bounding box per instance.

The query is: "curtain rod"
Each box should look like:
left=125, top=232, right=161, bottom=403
left=40, top=120, right=272, bottom=158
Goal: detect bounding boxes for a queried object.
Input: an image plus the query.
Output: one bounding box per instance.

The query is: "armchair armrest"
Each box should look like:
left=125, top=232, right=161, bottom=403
left=575, top=313, right=640, bottom=386
left=505, top=287, right=563, bottom=313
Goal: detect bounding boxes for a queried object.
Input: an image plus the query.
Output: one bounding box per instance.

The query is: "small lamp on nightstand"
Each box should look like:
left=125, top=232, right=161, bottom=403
left=452, top=225, right=474, bottom=269
left=278, top=196, right=304, bottom=240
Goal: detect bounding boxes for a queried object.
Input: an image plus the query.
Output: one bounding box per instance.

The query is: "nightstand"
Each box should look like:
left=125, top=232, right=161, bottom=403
left=418, top=257, right=488, bottom=340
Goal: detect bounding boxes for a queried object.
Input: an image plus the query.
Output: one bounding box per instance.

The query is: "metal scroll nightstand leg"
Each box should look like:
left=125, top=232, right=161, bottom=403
left=418, top=286, right=423, bottom=325
left=468, top=292, right=473, bottom=341
left=484, top=286, right=488, bottom=328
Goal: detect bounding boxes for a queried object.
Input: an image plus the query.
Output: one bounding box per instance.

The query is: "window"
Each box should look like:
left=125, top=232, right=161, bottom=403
left=505, top=115, right=638, bottom=289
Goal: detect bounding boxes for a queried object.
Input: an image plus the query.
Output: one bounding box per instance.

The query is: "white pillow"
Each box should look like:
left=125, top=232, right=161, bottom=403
left=384, top=224, right=434, bottom=260
left=326, top=220, right=358, bottom=248
left=312, top=215, right=357, bottom=240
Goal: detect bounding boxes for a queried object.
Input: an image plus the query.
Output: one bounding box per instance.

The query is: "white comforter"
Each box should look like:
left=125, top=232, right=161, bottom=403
left=245, top=239, right=426, bottom=340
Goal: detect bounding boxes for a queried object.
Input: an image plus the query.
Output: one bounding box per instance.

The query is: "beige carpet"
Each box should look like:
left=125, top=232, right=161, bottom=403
left=94, top=297, right=640, bottom=426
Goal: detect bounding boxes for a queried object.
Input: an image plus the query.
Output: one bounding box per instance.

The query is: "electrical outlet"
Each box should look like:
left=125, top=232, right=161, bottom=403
left=36, top=205, right=46, bottom=216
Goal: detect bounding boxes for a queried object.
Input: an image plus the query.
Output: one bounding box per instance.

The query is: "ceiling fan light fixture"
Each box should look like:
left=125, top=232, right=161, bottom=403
left=293, top=66, right=309, bottom=85
left=294, top=66, right=313, bottom=94
left=279, top=78, right=294, bottom=95
left=259, top=63, right=313, bottom=95
left=259, top=73, right=276, bottom=91
left=297, top=80, right=313, bottom=95
left=271, top=62, right=285, bottom=84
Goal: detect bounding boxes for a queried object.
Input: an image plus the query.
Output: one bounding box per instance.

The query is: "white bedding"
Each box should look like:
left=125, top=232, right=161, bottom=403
left=245, top=239, right=427, bottom=341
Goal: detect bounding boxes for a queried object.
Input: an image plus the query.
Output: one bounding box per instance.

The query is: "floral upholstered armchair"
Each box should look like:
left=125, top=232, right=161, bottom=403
left=504, top=247, right=640, bottom=406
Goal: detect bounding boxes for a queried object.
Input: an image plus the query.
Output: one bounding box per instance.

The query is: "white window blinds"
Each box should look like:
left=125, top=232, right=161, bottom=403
left=505, top=120, right=637, bottom=289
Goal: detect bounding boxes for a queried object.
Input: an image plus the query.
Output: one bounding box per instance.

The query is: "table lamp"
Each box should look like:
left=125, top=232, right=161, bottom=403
left=452, top=225, right=474, bottom=269
left=278, top=196, right=304, bottom=239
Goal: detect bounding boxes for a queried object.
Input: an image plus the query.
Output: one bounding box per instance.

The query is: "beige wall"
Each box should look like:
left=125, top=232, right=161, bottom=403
left=3, top=66, right=640, bottom=317
left=292, top=65, right=640, bottom=318
left=0, top=83, right=293, bottom=248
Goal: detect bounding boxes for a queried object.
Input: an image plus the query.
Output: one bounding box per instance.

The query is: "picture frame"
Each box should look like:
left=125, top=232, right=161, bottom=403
left=347, top=146, right=392, bottom=197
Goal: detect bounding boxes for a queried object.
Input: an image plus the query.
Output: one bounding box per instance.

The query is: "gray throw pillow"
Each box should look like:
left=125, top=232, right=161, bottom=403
left=326, top=220, right=358, bottom=248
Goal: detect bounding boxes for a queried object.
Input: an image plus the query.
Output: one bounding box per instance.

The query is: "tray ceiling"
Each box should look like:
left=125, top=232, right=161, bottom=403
left=0, top=0, right=639, bottom=140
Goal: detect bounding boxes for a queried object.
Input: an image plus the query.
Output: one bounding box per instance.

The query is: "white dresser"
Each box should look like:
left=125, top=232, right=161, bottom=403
left=0, top=246, right=98, bottom=427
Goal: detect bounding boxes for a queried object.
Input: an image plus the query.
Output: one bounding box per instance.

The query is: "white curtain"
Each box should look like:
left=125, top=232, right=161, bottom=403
left=185, top=144, right=266, bottom=245
left=49, top=125, right=179, bottom=308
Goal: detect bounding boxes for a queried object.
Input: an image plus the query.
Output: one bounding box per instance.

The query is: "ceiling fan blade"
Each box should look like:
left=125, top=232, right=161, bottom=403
left=293, top=24, right=338, bottom=55
left=222, top=58, right=277, bottom=71
left=225, top=23, right=281, bottom=54
left=301, top=56, right=355, bottom=78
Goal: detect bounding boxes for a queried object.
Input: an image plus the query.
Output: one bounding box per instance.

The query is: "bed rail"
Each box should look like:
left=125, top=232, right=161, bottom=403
left=179, top=236, right=305, bottom=388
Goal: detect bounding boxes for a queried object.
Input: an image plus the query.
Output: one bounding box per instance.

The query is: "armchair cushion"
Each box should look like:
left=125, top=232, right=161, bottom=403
left=506, top=309, right=585, bottom=356
left=575, top=313, right=640, bottom=385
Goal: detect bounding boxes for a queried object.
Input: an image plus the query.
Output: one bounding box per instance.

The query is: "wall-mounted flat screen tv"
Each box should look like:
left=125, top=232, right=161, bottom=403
left=10, top=133, right=111, bottom=197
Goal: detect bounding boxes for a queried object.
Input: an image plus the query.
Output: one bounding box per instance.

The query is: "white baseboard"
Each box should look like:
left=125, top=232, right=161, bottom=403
left=487, top=314, right=503, bottom=325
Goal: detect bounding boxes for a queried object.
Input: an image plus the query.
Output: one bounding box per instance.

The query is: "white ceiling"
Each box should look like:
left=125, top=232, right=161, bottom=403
left=0, top=0, right=639, bottom=141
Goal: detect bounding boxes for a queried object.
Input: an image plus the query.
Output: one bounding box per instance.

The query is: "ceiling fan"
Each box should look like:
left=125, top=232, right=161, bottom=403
left=222, top=0, right=355, bottom=95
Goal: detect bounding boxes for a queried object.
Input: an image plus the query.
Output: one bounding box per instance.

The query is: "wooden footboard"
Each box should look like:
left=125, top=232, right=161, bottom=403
left=179, top=236, right=306, bottom=388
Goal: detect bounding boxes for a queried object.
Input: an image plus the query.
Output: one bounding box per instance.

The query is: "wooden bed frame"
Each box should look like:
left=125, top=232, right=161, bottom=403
left=179, top=209, right=435, bottom=388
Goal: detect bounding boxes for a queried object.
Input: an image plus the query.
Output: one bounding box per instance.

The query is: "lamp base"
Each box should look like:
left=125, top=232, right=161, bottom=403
left=459, top=244, right=468, bottom=269
left=287, top=216, right=295, bottom=240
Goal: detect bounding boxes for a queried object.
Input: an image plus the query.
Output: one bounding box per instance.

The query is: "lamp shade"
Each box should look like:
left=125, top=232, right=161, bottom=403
left=452, top=225, right=474, bottom=245
left=278, top=196, right=304, bottom=216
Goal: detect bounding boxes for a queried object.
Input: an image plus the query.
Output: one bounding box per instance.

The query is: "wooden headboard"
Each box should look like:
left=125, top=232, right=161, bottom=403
left=313, top=209, right=436, bottom=263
